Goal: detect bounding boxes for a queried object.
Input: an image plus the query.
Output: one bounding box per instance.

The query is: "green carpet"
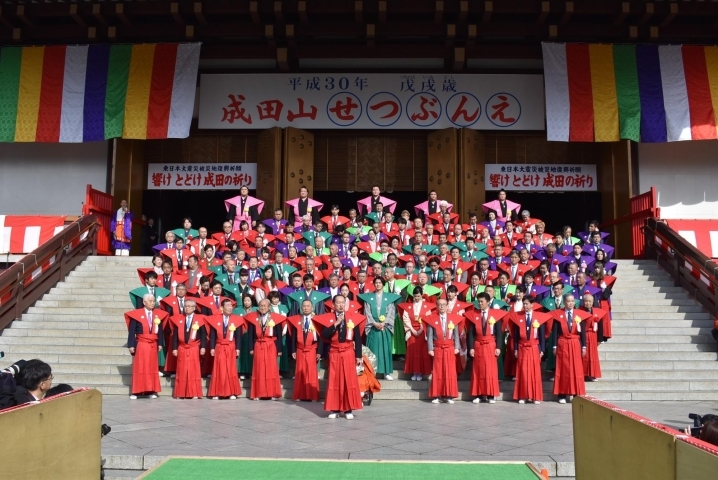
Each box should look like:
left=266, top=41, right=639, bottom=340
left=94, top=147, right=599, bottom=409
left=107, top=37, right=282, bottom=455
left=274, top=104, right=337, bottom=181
left=143, top=458, right=541, bottom=480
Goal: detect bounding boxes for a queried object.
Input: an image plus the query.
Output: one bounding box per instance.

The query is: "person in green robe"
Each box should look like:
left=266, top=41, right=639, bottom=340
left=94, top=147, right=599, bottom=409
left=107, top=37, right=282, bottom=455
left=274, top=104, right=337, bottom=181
left=233, top=294, right=257, bottom=379
left=540, top=281, right=568, bottom=373
left=484, top=285, right=510, bottom=381
left=129, top=271, right=171, bottom=308
left=360, top=277, right=401, bottom=380
left=171, top=217, right=200, bottom=243
left=384, top=267, right=410, bottom=357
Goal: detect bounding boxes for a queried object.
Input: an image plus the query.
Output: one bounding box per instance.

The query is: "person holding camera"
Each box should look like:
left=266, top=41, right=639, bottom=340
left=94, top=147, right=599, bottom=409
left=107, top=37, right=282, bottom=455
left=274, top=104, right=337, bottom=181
left=1, top=359, right=73, bottom=410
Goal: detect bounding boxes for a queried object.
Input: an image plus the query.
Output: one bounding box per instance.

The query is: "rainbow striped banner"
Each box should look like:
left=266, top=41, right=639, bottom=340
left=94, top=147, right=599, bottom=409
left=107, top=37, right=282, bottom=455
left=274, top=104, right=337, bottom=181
left=0, top=43, right=200, bottom=143
left=542, top=42, right=718, bottom=143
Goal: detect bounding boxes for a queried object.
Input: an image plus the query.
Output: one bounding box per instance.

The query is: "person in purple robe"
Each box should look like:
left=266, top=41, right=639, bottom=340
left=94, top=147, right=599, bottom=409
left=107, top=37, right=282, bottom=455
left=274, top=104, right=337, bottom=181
left=110, top=200, right=133, bottom=256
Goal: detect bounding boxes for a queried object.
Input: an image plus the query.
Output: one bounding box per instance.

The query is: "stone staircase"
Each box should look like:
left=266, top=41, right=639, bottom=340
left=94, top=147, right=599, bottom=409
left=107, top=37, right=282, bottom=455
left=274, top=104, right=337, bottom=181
left=0, top=256, right=716, bottom=401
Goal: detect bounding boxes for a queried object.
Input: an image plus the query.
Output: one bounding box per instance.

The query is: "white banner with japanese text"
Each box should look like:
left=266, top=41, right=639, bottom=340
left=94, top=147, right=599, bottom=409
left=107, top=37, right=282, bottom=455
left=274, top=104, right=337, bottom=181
left=198, top=74, right=545, bottom=130
left=485, top=164, right=597, bottom=191
left=147, top=163, right=257, bottom=190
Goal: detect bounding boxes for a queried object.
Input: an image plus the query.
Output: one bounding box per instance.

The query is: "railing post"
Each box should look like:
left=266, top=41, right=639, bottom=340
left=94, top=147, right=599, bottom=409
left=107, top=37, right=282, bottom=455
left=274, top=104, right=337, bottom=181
left=673, top=254, right=681, bottom=288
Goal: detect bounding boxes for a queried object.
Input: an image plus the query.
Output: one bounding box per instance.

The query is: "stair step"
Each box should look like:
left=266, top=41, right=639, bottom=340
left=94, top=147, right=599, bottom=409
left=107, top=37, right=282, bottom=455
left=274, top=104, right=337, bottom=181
left=601, top=360, right=718, bottom=371
left=600, top=343, right=717, bottom=352
left=611, top=312, right=712, bottom=320
left=1, top=328, right=127, bottom=338
left=3, top=344, right=130, bottom=355
left=600, top=351, right=718, bottom=361
left=607, top=335, right=715, bottom=344
left=0, top=336, right=126, bottom=347
left=611, top=327, right=712, bottom=335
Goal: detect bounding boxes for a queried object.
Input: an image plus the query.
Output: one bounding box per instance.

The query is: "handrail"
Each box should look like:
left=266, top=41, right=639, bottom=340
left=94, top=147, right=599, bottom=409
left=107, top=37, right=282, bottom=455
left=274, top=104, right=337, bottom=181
left=0, top=215, right=99, bottom=332
left=643, top=217, right=718, bottom=317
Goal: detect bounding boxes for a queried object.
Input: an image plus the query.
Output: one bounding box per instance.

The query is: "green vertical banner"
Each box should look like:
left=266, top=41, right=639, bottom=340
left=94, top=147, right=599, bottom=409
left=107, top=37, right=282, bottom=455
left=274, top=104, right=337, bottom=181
left=0, top=47, right=23, bottom=142
left=613, top=44, right=641, bottom=142
left=104, top=44, right=132, bottom=139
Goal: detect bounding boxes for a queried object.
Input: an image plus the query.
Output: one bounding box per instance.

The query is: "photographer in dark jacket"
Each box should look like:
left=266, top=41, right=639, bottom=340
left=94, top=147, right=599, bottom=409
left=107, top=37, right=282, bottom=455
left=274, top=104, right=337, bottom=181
left=0, top=359, right=72, bottom=410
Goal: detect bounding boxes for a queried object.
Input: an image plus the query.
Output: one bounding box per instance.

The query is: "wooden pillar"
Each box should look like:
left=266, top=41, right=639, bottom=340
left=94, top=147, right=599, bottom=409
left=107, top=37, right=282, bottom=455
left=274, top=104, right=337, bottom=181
left=427, top=128, right=458, bottom=207
left=255, top=127, right=283, bottom=219
left=112, top=139, right=145, bottom=254
left=599, top=140, right=633, bottom=259
left=283, top=127, right=315, bottom=216
left=459, top=129, right=485, bottom=219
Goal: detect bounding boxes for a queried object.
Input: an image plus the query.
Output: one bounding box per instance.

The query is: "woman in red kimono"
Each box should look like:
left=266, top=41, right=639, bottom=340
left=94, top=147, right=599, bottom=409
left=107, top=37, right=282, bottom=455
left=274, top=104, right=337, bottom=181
left=245, top=299, right=286, bottom=400
left=579, top=293, right=604, bottom=382
left=466, top=293, right=508, bottom=404
left=124, top=295, right=168, bottom=399
left=426, top=299, right=462, bottom=404
left=551, top=294, right=586, bottom=404
left=318, top=295, right=364, bottom=419
left=399, top=287, right=434, bottom=381
left=207, top=299, right=244, bottom=399
left=171, top=300, right=206, bottom=399
left=511, top=297, right=548, bottom=404
left=288, top=300, right=324, bottom=402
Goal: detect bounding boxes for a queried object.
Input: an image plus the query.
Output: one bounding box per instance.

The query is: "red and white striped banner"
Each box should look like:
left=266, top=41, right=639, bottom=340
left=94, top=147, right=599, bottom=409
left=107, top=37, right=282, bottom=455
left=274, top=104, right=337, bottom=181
left=0, top=215, right=67, bottom=254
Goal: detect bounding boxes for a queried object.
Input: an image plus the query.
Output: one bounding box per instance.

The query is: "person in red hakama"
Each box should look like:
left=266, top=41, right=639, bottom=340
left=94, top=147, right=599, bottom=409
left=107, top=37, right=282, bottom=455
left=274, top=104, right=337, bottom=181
left=511, top=297, right=548, bottom=404
left=207, top=299, right=244, bottom=400
left=159, top=283, right=191, bottom=376
left=171, top=300, right=207, bottom=399
left=317, top=295, right=364, bottom=419
left=288, top=300, right=325, bottom=402
left=579, top=293, right=604, bottom=382
left=125, top=294, right=168, bottom=399
left=195, top=280, right=234, bottom=377
left=426, top=299, right=462, bottom=404
left=551, top=294, right=587, bottom=403
left=244, top=299, right=286, bottom=400
left=399, top=287, right=434, bottom=381
left=466, top=292, right=508, bottom=404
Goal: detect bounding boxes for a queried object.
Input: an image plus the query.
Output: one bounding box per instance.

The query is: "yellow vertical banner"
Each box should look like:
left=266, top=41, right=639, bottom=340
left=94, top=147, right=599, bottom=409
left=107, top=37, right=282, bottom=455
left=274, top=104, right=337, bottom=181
left=589, top=44, right=620, bottom=142
left=703, top=46, right=718, bottom=138
left=14, top=46, right=44, bottom=142
left=122, top=44, right=155, bottom=139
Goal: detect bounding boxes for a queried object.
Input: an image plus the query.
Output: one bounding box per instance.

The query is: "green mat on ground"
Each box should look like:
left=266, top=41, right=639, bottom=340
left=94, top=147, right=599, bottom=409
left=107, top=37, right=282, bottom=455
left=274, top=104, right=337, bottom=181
left=142, top=458, right=541, bottom=480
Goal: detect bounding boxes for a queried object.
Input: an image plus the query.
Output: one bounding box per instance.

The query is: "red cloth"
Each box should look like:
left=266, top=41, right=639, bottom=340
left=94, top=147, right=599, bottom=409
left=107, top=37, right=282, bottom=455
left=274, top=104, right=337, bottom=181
left=250, top=338, right=282, bottom=399
left=400, top=302, right=433, bottom=375
left=174, top=343, right=203, bottom=399
left=207, top=316, right=242, bottom=398
left=504, top=332, right=517, bottom=377
left=513, top=339, right=543, bottom=402
left=131, top=335, right=161, bottom=395
left=599, top=299, right=612, bottom=338
left=552, top=314, right=586, bottom=396
left=324, top=342, right=363, bottom=412
left=470, top=333, right=500, bottom=398
left=429, top=339, right=458, bottom=398
left=293, top=343, right=319, bottom=401
left=163, top=327, right=177, bottom=372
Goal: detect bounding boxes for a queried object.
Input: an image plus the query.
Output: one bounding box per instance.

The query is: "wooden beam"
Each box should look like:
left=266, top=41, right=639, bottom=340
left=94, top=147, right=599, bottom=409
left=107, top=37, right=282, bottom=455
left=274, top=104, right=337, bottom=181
left=434, top=1, right=444, bottom=25
left=613, top=2, right=629, bottom=26
left=355, top=1, right=363, bottom=24
left=366, top=23, right=375, bottom=47
left=108, top=26, right=116, bottom=40
left=378, top=1, right=387, bottom=23
left=639, top=3, right=654, bottom=26
left=277, top=47, right=289, bottom=72
left=560, top=2, right=573, bottom=26
left=171, top=3, right=184, bottom=27
left=629, top=25, right=638, bottom=39
left=537, top=1, right=549, bottom=25
left=274, top=2, right=284, bottom=24
left=92, top=4, right=107, bottom=27
left=194, top=3, right=207, bottom=26
left=458, top=1, right=468, bottom=24
left=186, top=25, right=195, bottom=39
left=16, top=5, right=33, bottom=29
left=286, top=24, right=296, bottom=48
left=453, top=47, right=465, bottom=72
left=88, top=27, right=96, bottom=40
left=13, top=28, right=20, bottom=42
left=549, top=24, right=558, bottom=38
left=650, top=26, right=659, bottom=39
left=660, top=3, right=678, bottom=28
left=265, top=24, right=275, bottom=47
left=69, top=4, right=86, bottom=28
left=298, top=1, right=308, bottom=24
left=467, top=24, right=477, bottom=46
left=116, top=4, right=131, bottom=27
left=250, top=2, right=261, bottom=24
left=482, top=1, right=493, bottom=26
left=446, top=23, right=455, bottom=47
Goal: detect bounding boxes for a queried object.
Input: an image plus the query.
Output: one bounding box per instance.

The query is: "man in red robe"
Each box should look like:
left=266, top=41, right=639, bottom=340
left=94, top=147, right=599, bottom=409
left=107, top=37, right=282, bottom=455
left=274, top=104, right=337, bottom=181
left=245, top=299, right=285, bottom=400
left=318, top=295, right=364, bottom=419
left=551, top=293, right=587, bottom=404
left=466, top=293, right=508, bottom=404
left=511, top=297, right=548, bottom=405
left=171, top=300, right=206, bottom=399
left=427, top=299, right=462, bottom=404
left=208, top=299, right=243, bottom=400
left=125, top=294, right=168, bottom=400
left=288, top=300, right=323, bottom=402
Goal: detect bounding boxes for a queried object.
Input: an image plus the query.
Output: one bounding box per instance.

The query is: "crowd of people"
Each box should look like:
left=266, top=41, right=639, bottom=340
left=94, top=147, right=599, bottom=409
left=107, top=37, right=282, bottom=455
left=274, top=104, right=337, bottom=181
left=124, top=186, right=617, bottom=419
